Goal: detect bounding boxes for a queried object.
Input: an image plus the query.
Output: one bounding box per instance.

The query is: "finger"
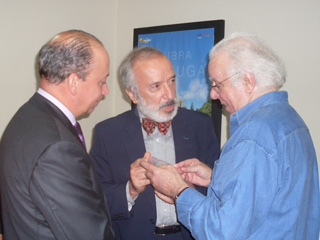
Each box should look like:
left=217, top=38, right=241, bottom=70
left=144, top=152, right=151, bottom=159
left=181, top=172, right=187, bottom=180
left=140, top=160, right=157, bottom=171
left=131, top=170, right=149, bottom=182
left=132, top=152, right=151, bottom=167
left=131, top=175, right=151, bottom=188
left=144, top=168, right=153, bottom=180
left=136, top=178, right=151, bottom=186
left=131, top=158, right=144, bottom=168
left=130, top=166, right=146, bottom=178
left=182, top=162, right=206, bottom=173
left=174, top=158, right=197, bottom=168
left=143, top=178, right=151, bottom=185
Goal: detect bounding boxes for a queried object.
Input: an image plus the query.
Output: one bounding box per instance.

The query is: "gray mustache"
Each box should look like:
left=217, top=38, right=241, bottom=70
left=160, top=99, right=176, bottom=108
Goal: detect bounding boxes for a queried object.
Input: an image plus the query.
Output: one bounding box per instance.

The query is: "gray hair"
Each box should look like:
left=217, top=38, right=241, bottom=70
left=209, top=32, right=286, bottom=91
left=119, top=46, right=166, bottom=97
left=38, top=30, right=103, bottom=84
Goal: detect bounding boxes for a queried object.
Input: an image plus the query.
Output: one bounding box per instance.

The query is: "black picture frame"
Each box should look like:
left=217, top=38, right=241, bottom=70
left=133, top=20, right=225, bottom=147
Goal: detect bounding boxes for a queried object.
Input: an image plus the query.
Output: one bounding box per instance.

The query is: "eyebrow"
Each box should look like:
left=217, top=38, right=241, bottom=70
left=148, top=74, right=176, bottom=86
left=100, top=73, right=109, bottom=80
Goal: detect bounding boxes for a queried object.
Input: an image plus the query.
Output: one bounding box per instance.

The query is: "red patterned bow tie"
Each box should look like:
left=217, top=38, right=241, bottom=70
left=141, top=118, right=172, bottom=136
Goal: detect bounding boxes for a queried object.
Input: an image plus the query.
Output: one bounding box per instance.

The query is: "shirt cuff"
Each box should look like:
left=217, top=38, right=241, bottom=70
left=175, top=187, right=189, bottom=200
left=126, top=181, right=138, bottom=211
left=176, top=187, right=205, bottom=229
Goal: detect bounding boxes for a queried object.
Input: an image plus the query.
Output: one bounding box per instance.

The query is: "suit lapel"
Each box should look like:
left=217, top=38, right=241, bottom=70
left=172, top=109, right=193, bottom=164
left=121, top=108, right=146, bottom=163
left=30, top=93, right=108, bottom=212
left=29, top=93, right=81, bottom=145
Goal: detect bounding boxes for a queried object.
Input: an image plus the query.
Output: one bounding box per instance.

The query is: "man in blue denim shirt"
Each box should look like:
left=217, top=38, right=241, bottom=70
left=141, top=32, right=320, bottom=239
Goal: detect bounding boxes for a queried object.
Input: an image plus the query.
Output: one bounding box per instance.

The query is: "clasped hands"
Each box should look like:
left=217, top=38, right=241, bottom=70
left=129, top=152, right=212, bottom=204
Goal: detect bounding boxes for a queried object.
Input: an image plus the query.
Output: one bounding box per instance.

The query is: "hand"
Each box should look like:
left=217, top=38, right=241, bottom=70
left=154, top=190, right=175, bottom=204
left=175, top=158, right=212, bottom=187
left=140, top=160, right=189, bottom=199
left=129, top=152, right=151, bottom=198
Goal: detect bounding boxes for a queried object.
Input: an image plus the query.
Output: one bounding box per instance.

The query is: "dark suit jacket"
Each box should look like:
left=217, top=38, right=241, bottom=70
left=0, top=196, right=2, bottom=235
left=90, top=107, right=220, bottom=240
left=0, top=93, right=115, bottom=240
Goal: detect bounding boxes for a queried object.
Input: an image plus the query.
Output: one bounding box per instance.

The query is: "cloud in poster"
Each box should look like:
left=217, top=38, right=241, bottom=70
left=179, top=78, right=209, bottom=101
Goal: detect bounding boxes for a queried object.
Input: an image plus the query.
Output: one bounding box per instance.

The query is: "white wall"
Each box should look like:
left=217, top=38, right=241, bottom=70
left=0, top=0, right=117, bottom=145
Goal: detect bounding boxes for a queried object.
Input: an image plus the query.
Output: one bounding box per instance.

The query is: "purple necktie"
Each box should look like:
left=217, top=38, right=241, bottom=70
left=74, top=122, right=86, bottom=150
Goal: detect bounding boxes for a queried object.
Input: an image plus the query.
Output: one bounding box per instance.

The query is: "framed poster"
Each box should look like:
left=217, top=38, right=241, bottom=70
left=133, top=20, right=225, bottom=146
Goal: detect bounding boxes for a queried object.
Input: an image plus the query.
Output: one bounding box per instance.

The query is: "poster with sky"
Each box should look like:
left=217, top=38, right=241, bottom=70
left=137, top=28, right=214, bottom=114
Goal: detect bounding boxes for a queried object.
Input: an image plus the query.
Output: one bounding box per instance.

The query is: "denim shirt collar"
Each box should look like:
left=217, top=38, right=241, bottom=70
left=230, top=91, right=288, bottom=136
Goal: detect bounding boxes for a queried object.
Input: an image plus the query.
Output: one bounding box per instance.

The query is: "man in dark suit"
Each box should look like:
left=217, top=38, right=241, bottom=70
left=0, top=30, right=115, bottom=240
left=0, top=198, right=2, bottom=240
left=90, top=46, right=220, bottom=239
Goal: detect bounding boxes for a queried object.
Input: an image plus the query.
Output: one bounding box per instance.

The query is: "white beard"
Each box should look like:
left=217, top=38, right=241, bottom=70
left=137, top=97, right=178, bottom=122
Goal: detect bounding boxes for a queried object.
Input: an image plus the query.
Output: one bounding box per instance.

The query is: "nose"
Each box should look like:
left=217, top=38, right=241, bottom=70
left=210, top=87, right=219, bottom=100
left=162, top=82, right=175, bottom=100
left=102, top=83, right=109, bottom=96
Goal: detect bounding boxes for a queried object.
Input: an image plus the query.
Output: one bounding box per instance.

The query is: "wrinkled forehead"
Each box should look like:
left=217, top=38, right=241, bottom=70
left=209, top=52, right=231, bottom=73
left=134, top=55, right=173, bottom=74
left=134, top=53, right=171, bottom=67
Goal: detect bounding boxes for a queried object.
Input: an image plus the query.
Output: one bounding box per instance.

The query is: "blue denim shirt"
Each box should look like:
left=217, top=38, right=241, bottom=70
left=177, top=91, right=320, bottom=239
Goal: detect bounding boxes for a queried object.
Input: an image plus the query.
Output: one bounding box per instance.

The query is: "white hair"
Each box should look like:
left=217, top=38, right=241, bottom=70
left=209, top=32, right=286, bottom=91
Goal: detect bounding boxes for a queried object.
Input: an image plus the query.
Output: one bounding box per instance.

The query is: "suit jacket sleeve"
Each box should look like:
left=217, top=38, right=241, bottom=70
left=204, top=113, right=220, bottom=168
left=200, top=113, right=220, bottom=168
left=90, top=123, right=136, bottom=221
left=172, top=109, right=220, bottom=197
left=197, top=113, right=220, bottom=194
left=0, top=195, right=2, bottom=235
left=29, top=141, right=115, bottom=240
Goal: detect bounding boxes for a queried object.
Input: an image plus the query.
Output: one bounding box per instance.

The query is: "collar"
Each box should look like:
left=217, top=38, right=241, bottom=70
left=230, top=91, right=288, bottom=136
left=37, top=88, right=76, bottom=125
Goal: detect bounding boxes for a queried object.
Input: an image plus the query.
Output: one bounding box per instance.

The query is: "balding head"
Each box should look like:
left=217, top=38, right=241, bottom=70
left=37, top=30, right=110, bottom=118
left=38, top=30, right=104, bottom=84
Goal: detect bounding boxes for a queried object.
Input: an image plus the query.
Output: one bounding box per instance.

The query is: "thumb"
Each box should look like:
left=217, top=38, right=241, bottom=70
left=144, top=152, right=151, bottom=160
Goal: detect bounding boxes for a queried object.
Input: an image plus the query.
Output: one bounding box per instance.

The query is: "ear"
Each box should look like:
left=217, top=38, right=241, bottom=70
left=242, top=72, right=256, bottom=93
left=67, top=73, right=80, bottom=96
left=125, top=88, right=138, bottom=104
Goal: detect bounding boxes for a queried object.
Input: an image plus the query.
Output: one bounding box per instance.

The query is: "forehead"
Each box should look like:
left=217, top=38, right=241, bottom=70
left=92, top=44, right=109, bottom=63
left=90, top=46, right=109, bottom=74
left=134, top=55, right=173, bottom=79
left=209, top=52, right=230, bottom=73
left=85, top=45, right=109, bottom=82
left=135, top=55, right=171, bottom=68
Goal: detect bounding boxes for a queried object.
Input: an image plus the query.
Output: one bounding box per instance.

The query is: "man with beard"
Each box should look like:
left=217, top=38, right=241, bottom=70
left=90, top=46, right=220, bottom=240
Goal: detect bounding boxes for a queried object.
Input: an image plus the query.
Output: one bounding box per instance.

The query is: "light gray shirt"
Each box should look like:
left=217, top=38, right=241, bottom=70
left=126, top=114, right=178, bottom=227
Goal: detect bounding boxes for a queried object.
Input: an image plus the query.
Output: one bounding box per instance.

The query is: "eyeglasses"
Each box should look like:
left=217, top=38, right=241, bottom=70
left=211, top=72, right=240, bottom=92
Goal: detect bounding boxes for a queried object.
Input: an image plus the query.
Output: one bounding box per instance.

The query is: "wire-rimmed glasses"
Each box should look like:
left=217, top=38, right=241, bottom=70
left=211, top=72, right=240, bottom=92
